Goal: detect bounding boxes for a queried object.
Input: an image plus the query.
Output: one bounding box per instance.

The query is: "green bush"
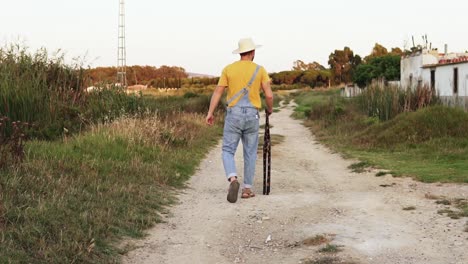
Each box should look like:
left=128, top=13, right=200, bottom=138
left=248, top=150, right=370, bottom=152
left=357, top=105, right=468, bottom=147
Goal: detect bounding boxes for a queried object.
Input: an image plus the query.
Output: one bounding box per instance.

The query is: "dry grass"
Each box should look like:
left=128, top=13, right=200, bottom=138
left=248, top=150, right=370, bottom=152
left=425, top=193, right=442, bottom=200
left=436, top=198, right=468, bottom=220
left=95, top=112, right=207, bottom=150
left=303, top=235, right=331, bottom=246
left=257, top=134, right=285, bottom=151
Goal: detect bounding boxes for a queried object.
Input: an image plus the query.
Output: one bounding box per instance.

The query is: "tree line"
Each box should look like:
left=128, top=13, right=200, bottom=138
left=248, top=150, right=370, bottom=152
left=86, top=43, right=402, bottom=89
left=270, top=43, right=403, bottom=88
left=86, top=65, right=189, bottom=87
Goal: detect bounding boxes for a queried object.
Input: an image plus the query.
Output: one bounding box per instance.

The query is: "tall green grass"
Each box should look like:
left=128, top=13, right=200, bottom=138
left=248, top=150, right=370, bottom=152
left=356, top=85, right=438, bottom=121
left=0, top=44, right=215, bottom=140
left=0, top=44, right=86, bottom=138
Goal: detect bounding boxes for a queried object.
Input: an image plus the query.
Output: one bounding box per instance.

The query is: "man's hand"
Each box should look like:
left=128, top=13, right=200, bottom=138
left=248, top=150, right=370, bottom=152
left=205, top=85, right=226, bottom=126
left=206, top=112, right=215, bottom=126
left=261, top=81, right=274, bottom=116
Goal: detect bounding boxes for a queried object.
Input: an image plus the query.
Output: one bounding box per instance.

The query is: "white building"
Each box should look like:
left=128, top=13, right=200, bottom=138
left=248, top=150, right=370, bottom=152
left=401, top=48, right=468, bottom=108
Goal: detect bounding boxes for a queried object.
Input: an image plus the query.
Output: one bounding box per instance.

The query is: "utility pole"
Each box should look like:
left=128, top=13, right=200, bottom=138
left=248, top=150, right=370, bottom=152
left=117, top=0, right=127, bottom=88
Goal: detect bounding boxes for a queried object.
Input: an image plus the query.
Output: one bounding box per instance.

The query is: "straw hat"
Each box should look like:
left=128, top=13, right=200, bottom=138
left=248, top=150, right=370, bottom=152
left=232, top=38, right=262, bottom=54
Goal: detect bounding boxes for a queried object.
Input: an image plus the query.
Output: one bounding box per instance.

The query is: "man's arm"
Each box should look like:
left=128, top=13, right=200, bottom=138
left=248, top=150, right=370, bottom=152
left=262, top=81, right=274, bottom=115
left=206, top=85, right=226, bottom=125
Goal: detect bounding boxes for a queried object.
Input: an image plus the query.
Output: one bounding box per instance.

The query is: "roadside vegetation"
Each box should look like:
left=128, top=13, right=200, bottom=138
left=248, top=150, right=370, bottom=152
left=0, top=45, right=223, bottom=262
left=293, top=87, right=468, bottom=183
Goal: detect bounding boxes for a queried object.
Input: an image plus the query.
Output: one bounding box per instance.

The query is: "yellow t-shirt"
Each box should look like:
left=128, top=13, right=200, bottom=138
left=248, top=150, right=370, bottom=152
left=218, top=61, right=270, bottom=109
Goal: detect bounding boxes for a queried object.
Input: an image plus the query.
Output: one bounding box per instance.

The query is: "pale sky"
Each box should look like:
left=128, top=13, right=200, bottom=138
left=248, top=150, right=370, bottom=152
left=1, top=0, right=466, bottom=76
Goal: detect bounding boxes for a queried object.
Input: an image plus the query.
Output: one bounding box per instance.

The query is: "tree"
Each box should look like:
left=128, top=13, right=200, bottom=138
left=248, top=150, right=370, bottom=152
left=299, top=70, right=320, bottom=86
left=353, top=64, right=375, bottom=88
left=390, top=47, right=403, bottom=56
left=364, top=43, right=388, bottom=62
left=270, top=60, right=330, bottom=88
left=328, top=47, right=361, bottom=84
left=292, top=60, right=308, bottom=71
left=353, top=54, right=401, bottom=87
left=292, top=60, right=325, bottom=71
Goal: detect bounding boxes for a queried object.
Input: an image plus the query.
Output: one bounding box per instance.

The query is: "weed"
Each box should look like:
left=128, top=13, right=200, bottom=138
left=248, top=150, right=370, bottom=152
left=455, top=200, right=468, bottom=217
left=303, top=235, right=330, bottom=246
left=436, top=199, right=467, bottom=220
left=438, top=209, right=461, bottom=219
left=318, top=244, right=342, bottom=253
left=438, top=208, right=455, bottom=215
left=304, top=257, right=339, bottom=264
left=436, top=199, right=452, bottom=205
left=304, top=258, right=357, bottom=264
left=348, top=161, right=370, bottom=173
left=375, top=171, right=387, bottom=177
left=0, top=118, right=30, bottom=169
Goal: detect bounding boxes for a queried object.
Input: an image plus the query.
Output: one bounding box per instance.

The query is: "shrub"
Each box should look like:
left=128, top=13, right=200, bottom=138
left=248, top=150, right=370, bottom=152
left=0, top=117, right=29, bottom=169
left=356, top=105, right=468, bottom=147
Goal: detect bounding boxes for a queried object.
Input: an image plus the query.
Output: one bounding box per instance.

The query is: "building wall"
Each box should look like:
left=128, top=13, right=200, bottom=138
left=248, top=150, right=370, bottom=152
left=400, top=52, right=438, bottom=89
left=401, top=55, right=422, bottom=89
left=420, top=62, right=468, bottom=110
left=428, top=63, right=468, bottom=97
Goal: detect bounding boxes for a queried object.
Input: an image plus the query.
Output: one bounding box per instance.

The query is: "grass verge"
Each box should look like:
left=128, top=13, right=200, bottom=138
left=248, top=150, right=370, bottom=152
left=293, top=90, right=468, bottom=183
left=0, top=113, right=222, bottom=263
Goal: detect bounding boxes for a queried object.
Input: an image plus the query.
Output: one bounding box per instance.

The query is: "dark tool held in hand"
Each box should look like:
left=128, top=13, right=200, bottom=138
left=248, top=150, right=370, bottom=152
left=263, top=109, right=271, bottom=195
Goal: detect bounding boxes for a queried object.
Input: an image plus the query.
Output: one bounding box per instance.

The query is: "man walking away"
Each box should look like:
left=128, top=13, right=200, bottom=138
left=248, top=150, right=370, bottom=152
left=206, top=38, right=274, bottom=203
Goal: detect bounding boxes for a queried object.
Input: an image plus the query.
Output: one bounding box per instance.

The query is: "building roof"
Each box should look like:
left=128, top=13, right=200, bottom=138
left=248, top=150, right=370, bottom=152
left=422, top=56, right=468, bottom=68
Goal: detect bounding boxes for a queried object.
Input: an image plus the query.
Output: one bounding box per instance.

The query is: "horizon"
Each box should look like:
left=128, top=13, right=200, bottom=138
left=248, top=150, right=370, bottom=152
left=1, top=0, right=467, bottom=76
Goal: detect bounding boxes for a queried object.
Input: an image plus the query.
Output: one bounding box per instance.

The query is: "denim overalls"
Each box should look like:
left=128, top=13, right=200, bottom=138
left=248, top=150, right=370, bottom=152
left=222, top=66, right=260, bottom=189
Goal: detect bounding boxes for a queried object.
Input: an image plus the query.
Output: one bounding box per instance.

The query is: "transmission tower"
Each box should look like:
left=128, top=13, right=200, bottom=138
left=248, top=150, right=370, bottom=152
left=117, top=0, right=127, bottom=87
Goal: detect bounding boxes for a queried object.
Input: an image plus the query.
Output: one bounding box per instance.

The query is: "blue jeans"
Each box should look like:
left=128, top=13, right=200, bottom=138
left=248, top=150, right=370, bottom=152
left=222, top=107, right=260, bottom=189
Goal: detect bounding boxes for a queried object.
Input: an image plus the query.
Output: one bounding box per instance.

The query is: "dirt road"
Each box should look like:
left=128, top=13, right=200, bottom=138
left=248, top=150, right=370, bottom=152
left=123, top=103, right=467, bottom=264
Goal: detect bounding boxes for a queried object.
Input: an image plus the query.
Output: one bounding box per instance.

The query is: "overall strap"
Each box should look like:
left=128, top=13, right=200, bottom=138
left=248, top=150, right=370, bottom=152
left=226, top=65, right=261, bottom=107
